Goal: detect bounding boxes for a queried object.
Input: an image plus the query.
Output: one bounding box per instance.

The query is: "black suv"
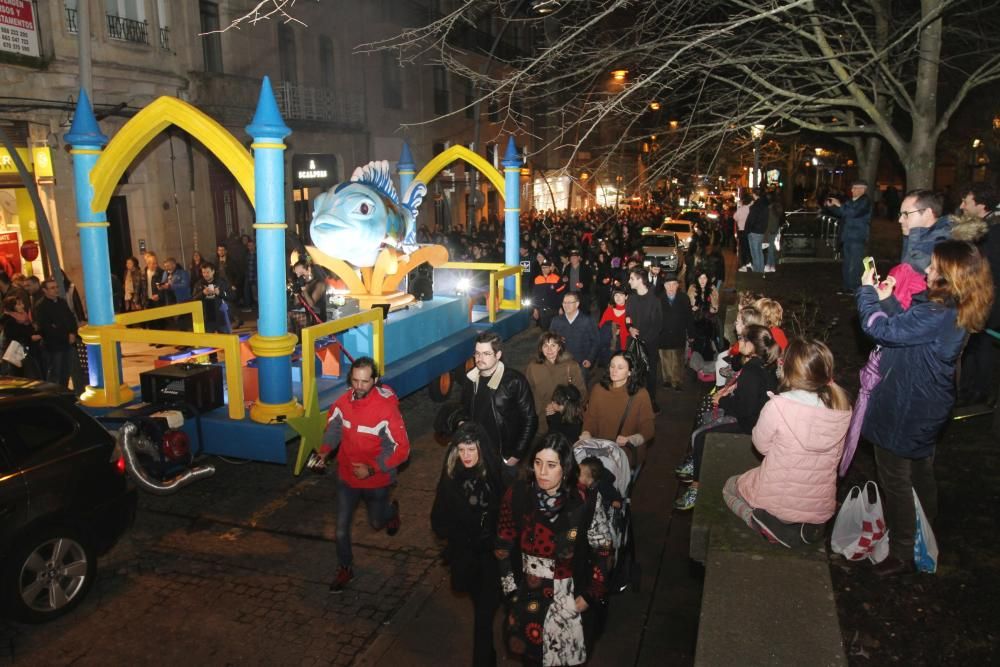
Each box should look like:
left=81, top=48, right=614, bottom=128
left=0, top=378, right=136, bottom=623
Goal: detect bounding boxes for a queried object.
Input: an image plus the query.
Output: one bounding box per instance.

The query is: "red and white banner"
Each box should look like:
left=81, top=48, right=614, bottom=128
left=0, top=0, right=39, bottom=58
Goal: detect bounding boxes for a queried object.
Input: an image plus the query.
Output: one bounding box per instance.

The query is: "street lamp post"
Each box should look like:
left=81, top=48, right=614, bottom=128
left=751, top=124, right=765, bottom=189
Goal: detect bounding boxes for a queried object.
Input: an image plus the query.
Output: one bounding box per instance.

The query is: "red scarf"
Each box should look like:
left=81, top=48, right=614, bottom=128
left=599, top=306, right=629, bottom=350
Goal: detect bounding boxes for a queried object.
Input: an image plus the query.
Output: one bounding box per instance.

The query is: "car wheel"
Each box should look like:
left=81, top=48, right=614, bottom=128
left=2, top=525, right=97, bottom=623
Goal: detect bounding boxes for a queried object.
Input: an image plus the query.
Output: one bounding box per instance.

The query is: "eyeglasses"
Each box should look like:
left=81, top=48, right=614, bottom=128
left=899, top=207, right=928, bottom=219
left=563, top=299, right=579, bottom=305
left=473, top=351, right=496, bottom=358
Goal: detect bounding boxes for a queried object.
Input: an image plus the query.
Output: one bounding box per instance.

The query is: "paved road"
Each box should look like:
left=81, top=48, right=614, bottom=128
left=0, top=317, right=708, bottom=666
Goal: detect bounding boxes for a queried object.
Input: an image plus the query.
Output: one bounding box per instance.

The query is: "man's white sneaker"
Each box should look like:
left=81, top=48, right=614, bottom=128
left=764, top=265, right=776, bottom=273
left=738, top=265, right=751, bottom=272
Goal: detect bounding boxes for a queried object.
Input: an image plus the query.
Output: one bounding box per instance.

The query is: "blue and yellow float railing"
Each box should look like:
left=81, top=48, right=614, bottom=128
left=290, top=308, right=385, bottom=475
left=437, top=262, right=523, bottom=322
left=79, top=301, right=246, bottom=420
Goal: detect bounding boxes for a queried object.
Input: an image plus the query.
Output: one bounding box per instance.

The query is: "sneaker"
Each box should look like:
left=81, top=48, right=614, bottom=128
left=764, top=265, right=776, bottom=273
left=674, top=458, right=694, bottom=483
left=751, top=508, right=800, bottom=548
left=329, top=565, right=354, bottom=593
left=385, top=500, right=401, bottom=536
left=674, top=486, right=698, bottom=511
left=738, top=265, right=751, bottom=273
left=800, top=522, right=825, bottom=545
left=306, top=451, right=327, bottom=474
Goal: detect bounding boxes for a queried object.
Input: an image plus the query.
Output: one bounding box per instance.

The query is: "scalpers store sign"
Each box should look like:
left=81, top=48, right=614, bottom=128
left=292, top=154, right=338, bottom=191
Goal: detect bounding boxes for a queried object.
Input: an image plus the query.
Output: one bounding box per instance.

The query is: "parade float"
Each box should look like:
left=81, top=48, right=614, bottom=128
left=68, top=77, right=529, bottom=475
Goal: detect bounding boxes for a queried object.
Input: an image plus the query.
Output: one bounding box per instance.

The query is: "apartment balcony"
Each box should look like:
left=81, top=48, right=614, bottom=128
left=274, top=82, right=365, bottom=128
left=190, top=74, right=366, bottom=130
left=106, top=14, right=149, bottom=45
left=66, top=7, right=78, bottom=33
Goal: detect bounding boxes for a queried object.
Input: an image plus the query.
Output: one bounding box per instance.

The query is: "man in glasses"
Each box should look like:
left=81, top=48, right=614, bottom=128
left=898, top=189, right=951, bottom=273
left=461, top=331, right=538, bottom=485
left=825, top=180, right=872, bottom=295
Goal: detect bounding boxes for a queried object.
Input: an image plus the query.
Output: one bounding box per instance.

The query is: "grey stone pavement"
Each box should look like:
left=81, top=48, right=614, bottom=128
left=0, top=293, right=712, bottom=666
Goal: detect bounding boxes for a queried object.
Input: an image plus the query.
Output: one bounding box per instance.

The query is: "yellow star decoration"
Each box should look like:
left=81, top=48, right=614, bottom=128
left=289, top=383, right=328, bottom=476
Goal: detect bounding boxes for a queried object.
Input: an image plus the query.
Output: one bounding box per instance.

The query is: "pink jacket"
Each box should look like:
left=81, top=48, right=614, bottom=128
left=737, top=392, right=851, bottom=524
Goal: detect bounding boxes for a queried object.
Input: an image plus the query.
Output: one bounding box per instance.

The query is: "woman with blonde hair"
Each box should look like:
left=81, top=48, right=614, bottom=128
left=724, top=338, right=852, bottom=547
left=858, top=240, right=993, bottom=575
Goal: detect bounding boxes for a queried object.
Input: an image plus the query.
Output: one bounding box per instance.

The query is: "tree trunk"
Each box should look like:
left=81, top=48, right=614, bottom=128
left=904, top=141, right=936, bottom=191
left=858, top=137, right=881, bottom=189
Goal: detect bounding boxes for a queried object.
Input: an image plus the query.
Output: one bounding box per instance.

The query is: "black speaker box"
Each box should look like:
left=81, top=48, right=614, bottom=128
left=139, top=363, right=224, bottom=412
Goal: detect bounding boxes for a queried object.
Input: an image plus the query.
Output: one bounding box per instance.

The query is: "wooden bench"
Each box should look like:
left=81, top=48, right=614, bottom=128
left=690, top=432, right=847, bottom=666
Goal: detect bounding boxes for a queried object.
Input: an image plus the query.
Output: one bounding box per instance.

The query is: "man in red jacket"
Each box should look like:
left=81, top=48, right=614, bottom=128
left=317, top=356, right=411, bottom=592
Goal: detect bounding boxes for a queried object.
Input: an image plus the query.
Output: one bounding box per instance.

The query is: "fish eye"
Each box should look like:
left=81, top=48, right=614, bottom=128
left=359, top=202, right=370, bottom=215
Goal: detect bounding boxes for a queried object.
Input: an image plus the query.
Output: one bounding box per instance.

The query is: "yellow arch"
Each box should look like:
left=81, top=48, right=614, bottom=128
left=90, top=96, right=254, bottom=214
left=413, top=145, right=506, bottom=199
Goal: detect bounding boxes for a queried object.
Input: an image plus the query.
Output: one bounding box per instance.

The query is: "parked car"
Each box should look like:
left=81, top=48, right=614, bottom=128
left=0, top=377, right=136, bottom=623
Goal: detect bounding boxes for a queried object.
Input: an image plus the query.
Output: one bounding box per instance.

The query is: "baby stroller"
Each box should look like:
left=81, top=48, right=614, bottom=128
left=573, top=438, right=641, bottom=593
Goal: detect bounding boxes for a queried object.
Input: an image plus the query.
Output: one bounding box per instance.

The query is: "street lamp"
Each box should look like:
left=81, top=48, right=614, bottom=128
left=751, top=124, right=765, bottom=189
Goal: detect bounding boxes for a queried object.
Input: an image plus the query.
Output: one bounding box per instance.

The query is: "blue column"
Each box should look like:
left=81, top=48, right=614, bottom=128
left=65, top=89, right=131, bottom=404
left=398, top=142, right=415, bottom=199
left=247, top=76, right=301, bottom=423
left=501, top=136, right=523, bottom=300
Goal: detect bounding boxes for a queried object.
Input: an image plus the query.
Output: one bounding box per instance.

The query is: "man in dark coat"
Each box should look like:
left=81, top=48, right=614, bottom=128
left=461, top=331, right=538, bottom=485
left=826, top=181, right=872, bottom=293
left=561, top=248, right=593, bottom=312
left=34, top=279, right=78, bottom=388
left=550, top=291, right=600, bottom=374
left=626, top=268, right=663, bottom=412
left=657, top=272, right=692, bottom=391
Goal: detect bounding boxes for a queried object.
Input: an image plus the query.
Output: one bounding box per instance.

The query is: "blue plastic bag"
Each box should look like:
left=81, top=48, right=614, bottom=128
left=913, top=488, right=938, bottom=574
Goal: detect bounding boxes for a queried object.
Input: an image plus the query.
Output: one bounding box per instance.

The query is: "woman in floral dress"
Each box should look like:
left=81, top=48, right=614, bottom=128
left=496, top=433, right=613, bottom=665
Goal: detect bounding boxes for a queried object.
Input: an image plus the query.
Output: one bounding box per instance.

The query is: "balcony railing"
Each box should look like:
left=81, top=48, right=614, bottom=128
left=274, top=82, right=365, bottom=128
left=106, top=14, right=149, bottom=45
left=159, top=26, right=170, bottom=50
left=66, top=7, right=78, bottom=33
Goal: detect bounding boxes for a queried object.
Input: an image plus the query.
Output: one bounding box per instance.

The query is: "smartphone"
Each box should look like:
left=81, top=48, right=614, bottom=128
left=862, top=256, right=876, bottom=275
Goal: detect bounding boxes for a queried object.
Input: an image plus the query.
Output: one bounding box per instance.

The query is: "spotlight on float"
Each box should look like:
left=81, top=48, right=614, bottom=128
left=456, top=278, right=471, bottom=295
left=521, top=297, right=533, bottom=307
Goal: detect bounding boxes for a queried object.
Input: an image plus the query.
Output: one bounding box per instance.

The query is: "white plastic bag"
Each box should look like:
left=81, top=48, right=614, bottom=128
left=831, top=481, right=889, bottom=563
left=913, top=489, right=939, bottom=574
left=2, top=340, right=26, bottom=368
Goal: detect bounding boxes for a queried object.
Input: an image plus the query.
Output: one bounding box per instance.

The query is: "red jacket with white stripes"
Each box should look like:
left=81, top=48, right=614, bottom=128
left=324, top=384, right=411, bottom=489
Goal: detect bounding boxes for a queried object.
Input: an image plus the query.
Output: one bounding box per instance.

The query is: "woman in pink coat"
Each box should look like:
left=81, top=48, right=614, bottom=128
left=723, top=338, right=853, bottom=548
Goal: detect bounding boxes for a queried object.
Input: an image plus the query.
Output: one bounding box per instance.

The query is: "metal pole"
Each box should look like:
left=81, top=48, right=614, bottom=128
left=753, top=138, right=761, bottom=190
left=78, top=0, right=92, bottom=98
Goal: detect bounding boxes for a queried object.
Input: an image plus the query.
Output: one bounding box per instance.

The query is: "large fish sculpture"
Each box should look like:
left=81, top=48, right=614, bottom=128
left=309, top=160, right=427, bottom=267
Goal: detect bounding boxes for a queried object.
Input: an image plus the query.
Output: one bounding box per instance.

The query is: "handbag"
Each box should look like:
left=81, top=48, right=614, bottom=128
left=913, top=489, right=938, bottom=574
left=830, top=481, right=889, bottom=563
left=625, top=336, right=649, bottom=385
left=2, top=340, right=26, bottom=368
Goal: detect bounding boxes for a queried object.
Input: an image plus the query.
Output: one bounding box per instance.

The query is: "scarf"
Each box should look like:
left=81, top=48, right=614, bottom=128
left=455, top=466, right=491, bottom=511
left=533, top=480, right=567, bottom=523
left=2, top=309, right=30, bottom=325
left=599, top=305, right=629, bottom=350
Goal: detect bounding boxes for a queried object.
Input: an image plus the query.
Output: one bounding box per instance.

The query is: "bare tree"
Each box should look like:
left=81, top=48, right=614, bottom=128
left=358, top=0, right=1000, bottom=191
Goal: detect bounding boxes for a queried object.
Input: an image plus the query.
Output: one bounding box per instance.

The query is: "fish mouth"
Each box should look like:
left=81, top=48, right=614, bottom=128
left=312, top=215, right=353, bottom=232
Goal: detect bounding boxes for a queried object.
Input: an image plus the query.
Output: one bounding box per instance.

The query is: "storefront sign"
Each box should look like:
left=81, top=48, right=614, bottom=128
left=291, top=154, right=338, bottom=190
left=0, top=0, right=39, bottom=58
left=0, top=230, right=20, bottom=275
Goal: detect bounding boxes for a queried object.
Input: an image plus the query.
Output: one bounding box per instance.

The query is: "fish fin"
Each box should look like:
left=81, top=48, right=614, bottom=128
left=402, top=181, right=427, bottom=216
left=350, top=160, right=399, bottom=205
left=401, top=181, right=427, bottom=245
